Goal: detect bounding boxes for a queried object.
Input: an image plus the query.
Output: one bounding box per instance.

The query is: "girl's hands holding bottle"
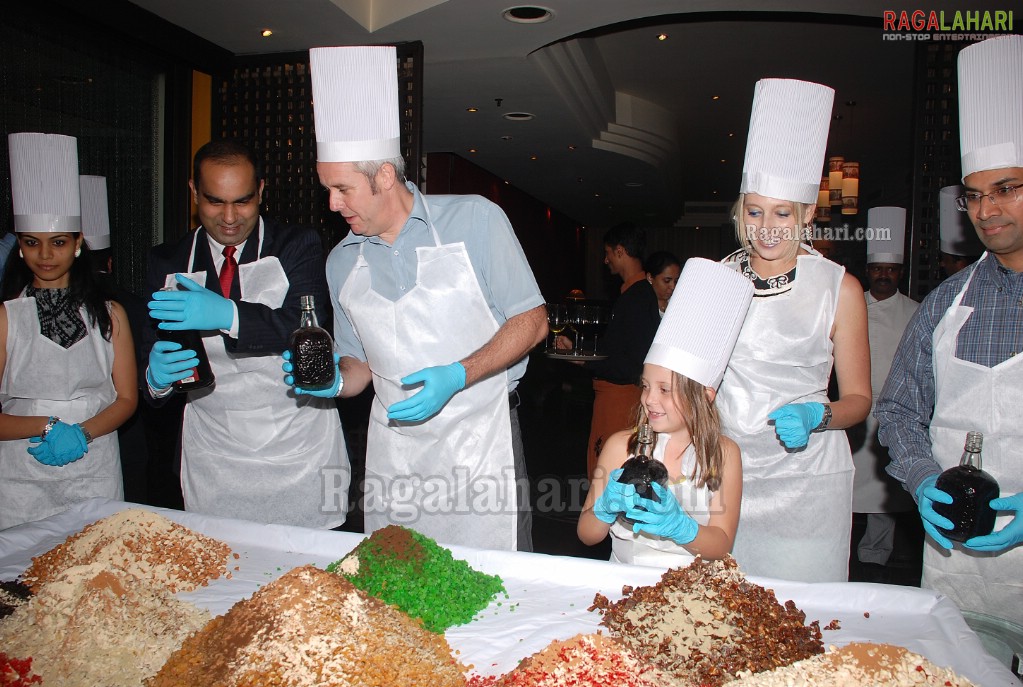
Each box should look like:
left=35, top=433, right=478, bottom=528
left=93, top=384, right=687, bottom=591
left=626, top=482, right=699, bottom=545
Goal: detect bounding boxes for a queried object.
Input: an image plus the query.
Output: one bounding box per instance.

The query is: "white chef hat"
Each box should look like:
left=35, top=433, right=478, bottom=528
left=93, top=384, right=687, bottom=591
left=79, top=175, right=110, bottom=250
left=958, top=34, right=1023, bottom=179
left=8, top=133, right=80, bottom=233
left=310, top=46, right=401, bottom=163
left=939, top=185, right=983, bottom=256
left=645, top=258, right=753, bottom=389
left=740, top=79, right=835, bottom=204
left=866, top=207, right=907, bottom=264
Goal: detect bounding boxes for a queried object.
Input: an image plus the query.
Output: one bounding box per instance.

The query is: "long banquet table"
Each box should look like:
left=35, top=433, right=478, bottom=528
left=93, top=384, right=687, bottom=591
left=0, top=498, right=1017, bottom=686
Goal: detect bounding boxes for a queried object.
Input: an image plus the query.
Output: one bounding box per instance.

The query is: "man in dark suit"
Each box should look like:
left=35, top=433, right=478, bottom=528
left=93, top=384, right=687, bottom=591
left=142, top=139, right=349, bottom=528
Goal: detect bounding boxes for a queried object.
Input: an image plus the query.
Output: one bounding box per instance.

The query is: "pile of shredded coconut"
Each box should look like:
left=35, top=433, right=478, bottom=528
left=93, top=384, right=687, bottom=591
left=0, top=563, right=209, bottom=687
left=148, top=564, right=467, bottom=687
left=591, top=556, right=823, bottom=686
left=723, top=642, right=977, bottom=686
left=23, top=508, right=232, bottom=593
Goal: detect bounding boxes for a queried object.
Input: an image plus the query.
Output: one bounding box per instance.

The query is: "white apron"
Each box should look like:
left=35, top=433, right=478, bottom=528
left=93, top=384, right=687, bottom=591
left=337, top=204, right=517, bottom=550
left=0, top=297, right=122, bottom=529
left=610, top=441, right=713, bottom=568
left=924, top=256, right=1023, bottom=622
left=717, top=252, right=853, bottom=582
left=170, top=222, right=348, bottom=529
left=851, top=291, right=917, bottom=513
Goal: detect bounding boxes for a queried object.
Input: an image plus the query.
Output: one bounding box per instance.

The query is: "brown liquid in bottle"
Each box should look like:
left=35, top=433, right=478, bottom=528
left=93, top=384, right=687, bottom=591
left=616, top=424, right=668, bottom=527
left=288, top=295, right=335, bottom=391
left=157, top=287, right=215, bottom=393
left=934, top=431, right=1000, bottom=542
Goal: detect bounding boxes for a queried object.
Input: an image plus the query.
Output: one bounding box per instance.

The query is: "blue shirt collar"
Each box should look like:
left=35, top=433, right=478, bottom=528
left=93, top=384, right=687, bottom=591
left=339, top=181, right=429, bottom=248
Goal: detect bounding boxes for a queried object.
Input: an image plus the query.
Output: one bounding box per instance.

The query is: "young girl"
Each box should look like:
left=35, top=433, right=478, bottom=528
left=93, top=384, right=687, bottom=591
left=578, top=258, right=752, bottom=567
left=0, top=132, right=137, bottom=529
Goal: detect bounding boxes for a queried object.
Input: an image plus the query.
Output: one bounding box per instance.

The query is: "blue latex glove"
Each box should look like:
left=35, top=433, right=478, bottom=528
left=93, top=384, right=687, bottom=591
left=148, top=274, right=234, bottom=331
left=625, top=482, right=700, bottom=545
left=282, top=350, right=342, bottom=397
left=965, top=493, right=1023, bottom=552
left=592, top=468, right=637, bottom=524
left=147, top=340, right=201, bottom=390
left=767, top=402, right=825, bottom=449
left=386, top=362, right=466, bottom=422
left=915, top=474, right=954, bottom=550
left=27, top=421, right=88, bottom=466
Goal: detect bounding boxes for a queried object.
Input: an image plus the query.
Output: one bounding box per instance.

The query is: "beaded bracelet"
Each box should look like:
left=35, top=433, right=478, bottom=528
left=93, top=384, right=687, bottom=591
left=41, top=416, right=60, bottom=440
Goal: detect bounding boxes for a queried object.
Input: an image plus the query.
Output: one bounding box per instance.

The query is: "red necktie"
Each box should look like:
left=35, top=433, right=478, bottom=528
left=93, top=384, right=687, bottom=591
left=219, top=245, right=238, bottom=298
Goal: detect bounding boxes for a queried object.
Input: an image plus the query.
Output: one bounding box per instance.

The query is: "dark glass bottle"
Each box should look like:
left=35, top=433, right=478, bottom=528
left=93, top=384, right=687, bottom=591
left=157, top=288, right=215, bottom=393
left=934, top=431, right=1000, bottom=542
left=616, top=424, right=669, bottom=527
left=288, top=295, right=335, bottom=391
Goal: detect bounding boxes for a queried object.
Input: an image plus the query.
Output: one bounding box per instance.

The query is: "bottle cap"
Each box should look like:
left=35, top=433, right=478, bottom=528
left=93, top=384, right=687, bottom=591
left=300, top=295, right=315, bottom=309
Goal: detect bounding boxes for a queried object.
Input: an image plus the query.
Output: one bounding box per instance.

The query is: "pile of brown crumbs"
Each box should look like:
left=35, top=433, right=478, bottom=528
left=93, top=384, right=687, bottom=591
left=0, top=563, right=209, bottom=687
left=148, top=564, right=467, bottom=687
left=467, top=633, right=682, bottom=686
left=590, top=556, right=823, bottom=686
left=723, top=642, right=977, bottom=686
left=22, top=508, right=231, bottom=593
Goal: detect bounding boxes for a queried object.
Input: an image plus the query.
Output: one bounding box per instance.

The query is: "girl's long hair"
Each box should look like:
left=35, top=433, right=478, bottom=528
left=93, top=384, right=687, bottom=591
left=628, top=372, right=724, bottom=491
left=0, top=236, right=113, bottom=340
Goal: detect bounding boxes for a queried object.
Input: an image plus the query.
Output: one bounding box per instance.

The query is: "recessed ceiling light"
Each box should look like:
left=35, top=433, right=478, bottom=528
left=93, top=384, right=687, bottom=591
left=503, top=112, right=534, bottom=121
left=466, top=107, right=478, bottom=113
left=624, top=181, right=644, bottom=188
left=502, top=6, right=554, bottom=23
left=712, top=95, right=720, bottom=100
left=728, top=132, right=735, bottom=137
left=500, top=135, right=514, bottom=141
left=261, top=29, right=273, bottom=37
left=567, top=144, right=576, bottom=151
left=529, top=155, right=538, bottom=160
left=657, top=33, right=668, bottom=41
left=720, top=159, right=726, bottom=163
left=468, top=148, right=477, bottom=153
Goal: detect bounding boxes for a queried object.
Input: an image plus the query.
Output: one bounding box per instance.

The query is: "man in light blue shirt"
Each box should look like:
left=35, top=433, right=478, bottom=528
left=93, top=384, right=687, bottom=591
left=293, top=46, right=547, bottom=552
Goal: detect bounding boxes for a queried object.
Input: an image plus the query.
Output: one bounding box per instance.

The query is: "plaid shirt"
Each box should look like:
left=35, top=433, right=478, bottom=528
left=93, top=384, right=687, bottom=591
left=875, top=253, right=1023, bottom=498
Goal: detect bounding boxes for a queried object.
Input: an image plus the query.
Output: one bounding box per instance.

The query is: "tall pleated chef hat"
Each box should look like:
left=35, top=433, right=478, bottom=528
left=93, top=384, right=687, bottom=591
left=8, top=133, right=80, bottom=233
left=310, top=46, right=400, bottom=163
left=939, top=185, right=983, bottom=256
left=958, top=34, right=1023, bottom=179
left=645, top=258, right=754, bottom=389
left=866, top=206, right=907, bottom=264
left=740, top=78, right=835, bottom=204
left=79, top=175, right=110, bottom=250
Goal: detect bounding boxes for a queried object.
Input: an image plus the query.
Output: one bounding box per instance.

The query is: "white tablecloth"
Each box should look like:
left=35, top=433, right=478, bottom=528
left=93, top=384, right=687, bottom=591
left=0, top=498, right=1017, bottom=686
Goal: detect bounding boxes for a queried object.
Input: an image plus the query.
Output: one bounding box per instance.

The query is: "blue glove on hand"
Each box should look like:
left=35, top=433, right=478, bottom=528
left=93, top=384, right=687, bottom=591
left=625, top=482, right=700, bottom=545
left=148, top=274, right=234, bottom=331
left=27, top=421, right=89, bottom=466
left=386, top=362, right=466, bottom=422
left=767, top=402, right=825, bottom=449
left=915, top=474, right=954, bottom=550
left=592, top=468, right=637, bottom=524
left=147, top=340, right=201, bottom=390
left=965, top=493, right=1023, bottom=552
left=282, top=350, right=343, bottom=397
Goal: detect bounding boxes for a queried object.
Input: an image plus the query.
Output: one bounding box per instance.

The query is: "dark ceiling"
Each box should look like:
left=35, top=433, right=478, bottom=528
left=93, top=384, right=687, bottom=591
left=124, top=0, right=994, bottom=229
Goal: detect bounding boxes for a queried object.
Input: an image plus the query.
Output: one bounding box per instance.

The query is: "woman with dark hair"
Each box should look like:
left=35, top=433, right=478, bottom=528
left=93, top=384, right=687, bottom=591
left=643, top=251, right=681, bottom=316
left=0, top=133, right=137, bottom=529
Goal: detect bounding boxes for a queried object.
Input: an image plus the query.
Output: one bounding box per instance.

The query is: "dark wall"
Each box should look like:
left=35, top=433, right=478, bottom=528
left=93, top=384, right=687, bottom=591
left=425, top=152, right=586, bottom=303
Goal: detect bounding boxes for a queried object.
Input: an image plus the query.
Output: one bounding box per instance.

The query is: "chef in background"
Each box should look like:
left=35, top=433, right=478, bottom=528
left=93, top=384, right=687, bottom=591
left=849, top=207, right=917, bottom=573
left=938, top=185, right=983, bottom=279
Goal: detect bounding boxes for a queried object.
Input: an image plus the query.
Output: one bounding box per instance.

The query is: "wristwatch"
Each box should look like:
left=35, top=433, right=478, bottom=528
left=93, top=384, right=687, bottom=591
left=814, top=403, right=833, bottom=432
left=79, top=425, right=94, bottom=444
left=41, top=416, right=60, bottom=440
